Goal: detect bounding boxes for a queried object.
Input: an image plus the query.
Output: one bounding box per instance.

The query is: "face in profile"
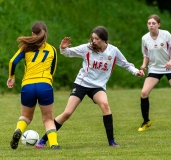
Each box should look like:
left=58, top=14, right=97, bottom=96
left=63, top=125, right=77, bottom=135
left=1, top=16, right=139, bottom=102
left=91, top=33, right=105, bottom=49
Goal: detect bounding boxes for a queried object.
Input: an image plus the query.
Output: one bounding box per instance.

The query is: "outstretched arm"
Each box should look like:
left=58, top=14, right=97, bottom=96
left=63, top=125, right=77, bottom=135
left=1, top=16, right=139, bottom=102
left=59, top=37, right=87, bottom=58
left=60, top=37, right=71, bottom=49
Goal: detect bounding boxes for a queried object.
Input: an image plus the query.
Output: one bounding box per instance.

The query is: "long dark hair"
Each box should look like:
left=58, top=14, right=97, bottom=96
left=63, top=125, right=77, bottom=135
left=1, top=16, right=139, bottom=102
left=17, top=21, right=47, bottom=53
left=88, top=26, right=108, bottom=52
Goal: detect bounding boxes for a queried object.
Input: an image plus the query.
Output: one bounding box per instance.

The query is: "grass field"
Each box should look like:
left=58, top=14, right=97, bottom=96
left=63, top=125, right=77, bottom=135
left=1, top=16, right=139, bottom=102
left=1, top=88, right=171, bottom=160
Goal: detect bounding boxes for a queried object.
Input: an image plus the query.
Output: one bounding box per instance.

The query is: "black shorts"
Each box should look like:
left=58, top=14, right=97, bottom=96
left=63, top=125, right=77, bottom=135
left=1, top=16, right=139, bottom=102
left=70, top=83, right=105, bottom=101
left=147, top=73, right=171, bottom=81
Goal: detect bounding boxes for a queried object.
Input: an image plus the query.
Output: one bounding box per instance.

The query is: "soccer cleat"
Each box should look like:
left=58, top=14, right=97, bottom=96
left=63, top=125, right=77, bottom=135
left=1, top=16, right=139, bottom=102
left=10, top=129, right=22, bottom=149
left=138, top=121, right=152, bottom=132
left=51, top=145, right=60, bottom=150
left=35, top=138, right=47, bottom=149
left=109, top=140, right=119, bottom=147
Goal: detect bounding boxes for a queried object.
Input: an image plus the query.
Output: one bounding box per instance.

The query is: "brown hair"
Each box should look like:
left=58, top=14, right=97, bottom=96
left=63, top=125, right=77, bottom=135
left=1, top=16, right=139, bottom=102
left=17, top=21, right=47, bottom=53
left=88, top=26, right=108, bottom=52
left=147, top=14, right=161, bottom=24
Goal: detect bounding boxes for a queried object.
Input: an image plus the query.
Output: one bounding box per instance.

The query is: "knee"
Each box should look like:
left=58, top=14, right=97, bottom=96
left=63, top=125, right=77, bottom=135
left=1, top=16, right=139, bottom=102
left=100, top=102, right=111, bottom=114
left=141, top=90, right=149, bottom=98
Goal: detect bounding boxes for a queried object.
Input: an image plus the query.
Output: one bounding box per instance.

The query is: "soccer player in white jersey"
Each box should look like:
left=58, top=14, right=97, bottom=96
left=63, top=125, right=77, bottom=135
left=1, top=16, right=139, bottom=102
left=138, top=14, right=171, bottom=132
left=36, top=26, right=144, bottom=148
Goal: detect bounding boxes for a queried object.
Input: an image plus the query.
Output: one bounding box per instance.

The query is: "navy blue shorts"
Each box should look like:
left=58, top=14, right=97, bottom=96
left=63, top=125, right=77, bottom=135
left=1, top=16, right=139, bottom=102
left=21, top=83, right=54, bottom=107
left=70, top=83, right=105, bottom=101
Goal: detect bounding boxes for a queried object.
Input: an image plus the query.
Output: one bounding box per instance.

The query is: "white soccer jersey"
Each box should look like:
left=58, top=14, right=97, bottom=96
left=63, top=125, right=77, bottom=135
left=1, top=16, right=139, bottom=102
left=60, top=44, right=139, bottom=90
left=142, top=29, right=171, bottom=73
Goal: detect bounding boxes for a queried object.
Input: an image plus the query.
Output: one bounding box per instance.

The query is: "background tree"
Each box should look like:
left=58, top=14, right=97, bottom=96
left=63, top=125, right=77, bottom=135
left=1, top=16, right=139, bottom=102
left=0, top=0, right=171, bottom=94
left=145, top=0, right=171, bottom=13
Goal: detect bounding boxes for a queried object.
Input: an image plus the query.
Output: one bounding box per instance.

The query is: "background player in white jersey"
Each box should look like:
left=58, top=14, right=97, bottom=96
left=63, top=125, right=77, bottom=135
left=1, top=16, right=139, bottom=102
left=138, top=14, right=171, bottom=132
left=36, top=26, right=144, bottom=148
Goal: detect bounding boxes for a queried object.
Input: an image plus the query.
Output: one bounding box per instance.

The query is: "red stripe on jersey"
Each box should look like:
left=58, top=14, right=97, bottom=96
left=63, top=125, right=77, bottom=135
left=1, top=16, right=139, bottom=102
left=111, top=57, right=116, bottom=74
left=166, top=42, right=171, bottom=59
left=86, top=52, right=90, bottom=72
left=144, top=46, right=148, bottom=54
left=167, top=42, right=169, bottom=50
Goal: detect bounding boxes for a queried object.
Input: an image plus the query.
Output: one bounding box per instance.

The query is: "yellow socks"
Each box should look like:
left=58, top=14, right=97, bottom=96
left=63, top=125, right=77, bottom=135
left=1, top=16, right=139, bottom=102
left=46, top=129, right=58, bottom=147
left=15, top=119, right=28, bottom=133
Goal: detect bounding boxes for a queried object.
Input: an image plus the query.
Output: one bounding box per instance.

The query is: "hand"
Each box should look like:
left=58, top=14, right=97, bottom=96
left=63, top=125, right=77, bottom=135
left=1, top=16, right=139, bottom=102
left=140, top=65, right=146, bottom=72
left=60, top=37, right=71, bottom=49
left=136, top=70, right=145, bottom=77
left=7, top=78, right=15, bottom=88
left=164, top=61, right=171, bottom=70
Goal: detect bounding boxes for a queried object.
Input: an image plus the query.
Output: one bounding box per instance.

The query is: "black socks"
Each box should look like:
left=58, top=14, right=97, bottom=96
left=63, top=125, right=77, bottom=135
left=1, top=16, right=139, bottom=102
left=141, top=97, right=150, bottom=122
left=103, top=114, right=114, bottom=142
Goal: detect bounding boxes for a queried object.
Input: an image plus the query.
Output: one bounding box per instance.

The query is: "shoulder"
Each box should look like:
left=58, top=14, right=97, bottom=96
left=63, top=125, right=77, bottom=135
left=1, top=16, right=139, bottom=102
left=107, top=44, right=121, bottom=54
left=44, top=43, right=57, bottom=53
left=159, top=29, right=170, bottom=34
left=142, top=32, right=150, bottom=40
left=158, top=29, right=171, bottom=41
left=107, top=44, right=118, bottom=50
left=159, top=29, right=170, bottom=36
left=45, top=42, right=56, bottom=49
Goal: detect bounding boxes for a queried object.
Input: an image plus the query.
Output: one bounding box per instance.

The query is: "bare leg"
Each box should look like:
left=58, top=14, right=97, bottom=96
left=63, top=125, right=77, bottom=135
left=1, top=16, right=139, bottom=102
left=55, top=96, right=81, bottom=124
left=39, top=103, right=58, bottom=147
left=36, top=96, right=81, bottom=148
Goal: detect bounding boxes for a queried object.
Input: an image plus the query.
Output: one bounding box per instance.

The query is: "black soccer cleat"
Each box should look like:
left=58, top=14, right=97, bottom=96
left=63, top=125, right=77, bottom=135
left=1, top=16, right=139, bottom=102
left=10, top=129, right=22, bottom=149
left=51, top=145, right=60, bottom=150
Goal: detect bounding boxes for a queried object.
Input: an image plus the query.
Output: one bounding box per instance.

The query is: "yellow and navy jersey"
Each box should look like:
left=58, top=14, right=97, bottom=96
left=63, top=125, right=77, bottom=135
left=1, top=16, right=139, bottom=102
left=9, top=42, right=57, bottom=86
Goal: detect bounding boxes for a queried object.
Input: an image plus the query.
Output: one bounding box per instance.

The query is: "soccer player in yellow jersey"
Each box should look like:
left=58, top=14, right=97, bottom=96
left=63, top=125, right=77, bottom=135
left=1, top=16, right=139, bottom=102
left=7, top=21, right=59, bottom=150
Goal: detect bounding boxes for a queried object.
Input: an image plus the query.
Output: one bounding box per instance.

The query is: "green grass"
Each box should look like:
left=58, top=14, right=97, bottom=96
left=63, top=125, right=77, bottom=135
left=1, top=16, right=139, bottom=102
left=1, top=88, right=171, bottom=160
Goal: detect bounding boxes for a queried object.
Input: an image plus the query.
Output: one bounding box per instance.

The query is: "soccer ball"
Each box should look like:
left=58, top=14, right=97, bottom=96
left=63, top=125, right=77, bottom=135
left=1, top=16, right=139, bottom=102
left=21, top=130, right=39, bottom=146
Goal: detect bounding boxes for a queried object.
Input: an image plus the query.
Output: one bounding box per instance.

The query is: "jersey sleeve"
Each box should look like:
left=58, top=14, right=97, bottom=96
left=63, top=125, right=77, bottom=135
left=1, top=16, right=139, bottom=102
left=115, top=48, right=139, bottom=75
left=166, top=32, right=171, bottom=59
left=60, top=44, right=88, bottom=58
left=142, top=37, right=148, bottom=57
left=50, top=46, right=57, bottom=76
left=9, top=49, right=25, bottom=78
